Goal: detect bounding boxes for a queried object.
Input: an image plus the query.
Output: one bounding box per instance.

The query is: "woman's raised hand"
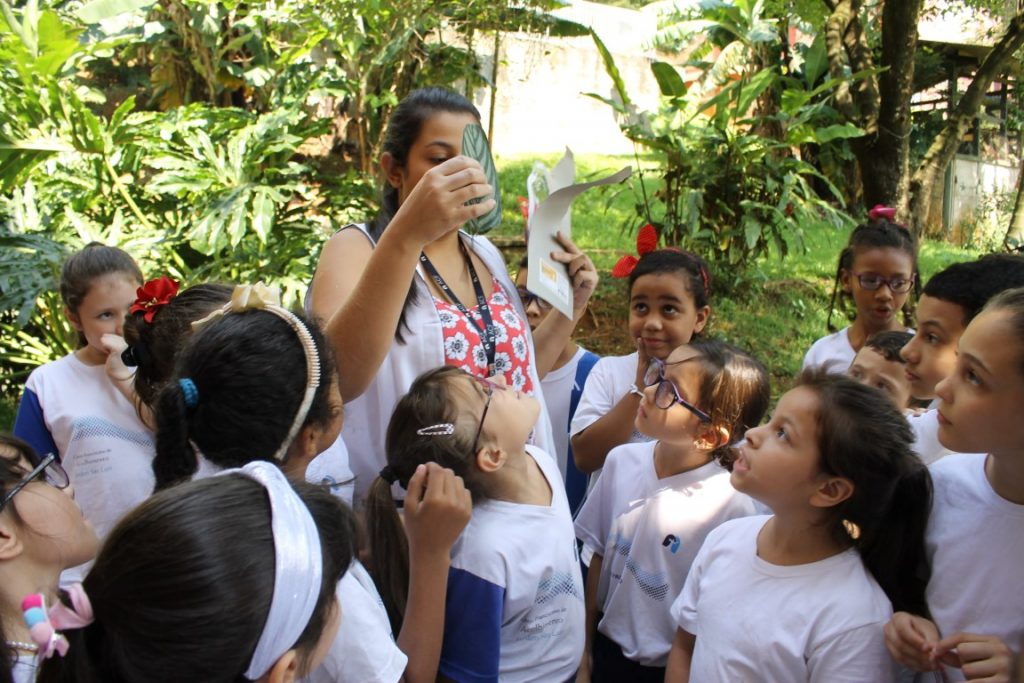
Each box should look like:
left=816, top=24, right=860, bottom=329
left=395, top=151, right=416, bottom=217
left=391, top=156, right=496, bottom=249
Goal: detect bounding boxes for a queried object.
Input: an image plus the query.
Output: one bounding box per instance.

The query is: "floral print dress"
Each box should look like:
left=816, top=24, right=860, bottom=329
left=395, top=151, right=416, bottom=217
left=436, top=280, right=535, bottom=395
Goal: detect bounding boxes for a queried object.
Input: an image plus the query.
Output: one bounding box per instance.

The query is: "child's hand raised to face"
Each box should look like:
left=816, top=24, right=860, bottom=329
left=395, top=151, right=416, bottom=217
left=100, top=333, right=134, bottom=382
left=403, top=462, right=472, bottom=556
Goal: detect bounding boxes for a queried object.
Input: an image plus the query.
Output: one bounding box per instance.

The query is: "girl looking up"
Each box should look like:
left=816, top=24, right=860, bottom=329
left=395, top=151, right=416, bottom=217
left=154, top=285, right=471, bottom=683
left=571, top=226, right=712, bottom=475
left=574, top=340, right=770, bottom=682
left=666, top=373, right=932, bottom=682
left=13, top=243, right=151, bottom=581
left=886, top=287, right=1024, bottom=683
left=310, top=86, right=597, bottom=506
left=366, top=366, right=584, bottom=683
left=0, top=435, right=98, bottom=683
left=803, top=211, right=919, bottom=372
left=34, top=462, right=354, bottom=683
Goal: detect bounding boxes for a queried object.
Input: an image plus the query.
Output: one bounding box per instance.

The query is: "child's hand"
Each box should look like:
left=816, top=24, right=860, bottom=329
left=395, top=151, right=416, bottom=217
left=884, top=612, right=942, bottom=671
left=549, top=231, right=598, bottom=320
left=932, top=632, right=1013, bottom=683
left=404, top=463, right=472, bottom=557
left=100, top=333, right=135, bottom=382
left=633, top=336, right=651, bottom=388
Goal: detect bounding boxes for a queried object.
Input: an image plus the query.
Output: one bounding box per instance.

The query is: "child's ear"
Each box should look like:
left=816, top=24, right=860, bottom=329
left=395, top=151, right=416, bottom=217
left=693, top=306, right=711, bottom=334
left=262, top=650, right=298, bottom=683
left=839, top=268, right=852, bottom=294
left=380, top=152, right=404, bottom=190
left=475, top=445, right=507, bottom=474
left=0, top=520, right=25, bottom=561
left=810, top=476, right=854, bottom=508
left=65, top=306, right=83, bottom=332
left=695, top=425, right=730, bottom=451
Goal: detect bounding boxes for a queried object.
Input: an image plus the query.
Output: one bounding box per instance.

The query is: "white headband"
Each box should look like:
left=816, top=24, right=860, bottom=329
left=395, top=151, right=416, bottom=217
left=218, top=462, right=323, bottom=680
left=192, top=283, right=321, bottom=461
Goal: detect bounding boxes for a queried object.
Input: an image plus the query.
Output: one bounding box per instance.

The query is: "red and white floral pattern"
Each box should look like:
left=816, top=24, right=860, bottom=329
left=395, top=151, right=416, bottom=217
left=435, top=280, right=535, bottom=394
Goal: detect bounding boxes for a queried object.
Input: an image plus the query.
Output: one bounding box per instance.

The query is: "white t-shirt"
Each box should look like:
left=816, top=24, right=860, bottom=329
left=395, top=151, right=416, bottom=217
left=440, top=445, right=585, bottom=683
left=574, top=441, right=756, bottom=666
left=925, top=454, right=1024, bottom=682
left=305, top=434, right=355, bottom=506
left=673, top=515, right=895, bottom=683
left=303, top=561, right=407, bottom=683
left=14, top=354, right=155, bottom=584
left=11, top=652, right=36, bottom=683
left=802, top=327, right=856, bottom=373
left=541, top=346, right=592, bottom=478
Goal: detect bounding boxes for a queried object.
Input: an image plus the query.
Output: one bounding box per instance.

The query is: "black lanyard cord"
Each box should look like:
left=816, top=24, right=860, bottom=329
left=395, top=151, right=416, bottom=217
left=420, top=238, right=497, bottom=375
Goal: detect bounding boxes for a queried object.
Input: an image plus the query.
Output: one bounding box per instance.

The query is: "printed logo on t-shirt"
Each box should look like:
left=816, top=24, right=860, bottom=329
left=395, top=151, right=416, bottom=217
left=610, top=533, right=671, bottom=602
left=662, top=534, right=681, bottom=554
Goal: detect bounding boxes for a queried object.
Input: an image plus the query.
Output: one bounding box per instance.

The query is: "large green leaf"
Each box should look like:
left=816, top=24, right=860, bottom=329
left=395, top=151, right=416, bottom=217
left=75, top=0, right=156, bottom=24
left=651, top=61, right=687, bottom=98
left=461, top=123, right=502, bottom=235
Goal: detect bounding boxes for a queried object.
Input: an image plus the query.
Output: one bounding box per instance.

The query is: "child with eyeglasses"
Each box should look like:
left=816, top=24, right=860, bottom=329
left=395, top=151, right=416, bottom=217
left=365, top=366, right=584, bottom=683
left=573, top=340, right=769, bottom=683
left=515, top=256, right=600, bottom=514
left=0, top=435, right=98, bottom=683
left=571, top=227, right=713, bottom=481
left=803, top=211, right=919, bottom=373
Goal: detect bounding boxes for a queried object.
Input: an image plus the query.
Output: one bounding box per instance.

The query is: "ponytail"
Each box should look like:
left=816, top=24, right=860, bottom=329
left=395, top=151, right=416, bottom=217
left=152, top=380, right=200, bottom=490
left=798, top=371, right=933, bottom=614
left=364, top=475, right=410, bottom=635
left=855, top=464, right=932, bottom=616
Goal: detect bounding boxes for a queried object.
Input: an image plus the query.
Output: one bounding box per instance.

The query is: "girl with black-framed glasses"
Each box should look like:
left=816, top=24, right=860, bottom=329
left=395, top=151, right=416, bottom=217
left=0, top=434, right=98, bottom=683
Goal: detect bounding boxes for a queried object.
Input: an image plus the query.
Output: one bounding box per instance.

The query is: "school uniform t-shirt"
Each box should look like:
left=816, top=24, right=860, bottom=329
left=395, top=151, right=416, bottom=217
left=925, top=454, right=1024, bottom=682
left=574, top=441, right=756, bottom=666
left=14, top=354, right=155, bottom=583
left=673, top=515, right=895, bottom=683
left=440, top=445, right=585, bottom=683
left=541, top=347, right=592, bottom=480
left=802, top=327, right=856, bottom=373
left=302, top=561, right=407, bottom=683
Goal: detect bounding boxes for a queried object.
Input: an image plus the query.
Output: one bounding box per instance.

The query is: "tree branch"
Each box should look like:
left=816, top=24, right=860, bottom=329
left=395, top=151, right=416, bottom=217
left=825, top=0, right=860, bottom=122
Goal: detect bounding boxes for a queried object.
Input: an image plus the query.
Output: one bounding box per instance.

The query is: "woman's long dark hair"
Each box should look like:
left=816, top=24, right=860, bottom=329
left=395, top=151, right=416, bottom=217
left=369, top=87, right=481, bottom=343
left=799, top=371, right=933, bottom=615
left=37, top=476, right=355, bottom=683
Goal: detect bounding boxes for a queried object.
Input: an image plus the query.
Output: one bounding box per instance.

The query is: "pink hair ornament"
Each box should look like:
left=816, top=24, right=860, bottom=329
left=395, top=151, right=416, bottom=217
left=22, top=583, right=94, bottom=659
left=867, top=205, right=897, bottom=221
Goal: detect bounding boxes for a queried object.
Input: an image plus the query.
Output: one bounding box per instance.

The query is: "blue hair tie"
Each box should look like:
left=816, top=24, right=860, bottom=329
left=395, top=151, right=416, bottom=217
left=179, top=378, right=199, bottom=408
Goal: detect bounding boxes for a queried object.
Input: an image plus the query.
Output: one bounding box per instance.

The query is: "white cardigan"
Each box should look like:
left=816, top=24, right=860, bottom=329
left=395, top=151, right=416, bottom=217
left=313, top=225, right=556, bottom=505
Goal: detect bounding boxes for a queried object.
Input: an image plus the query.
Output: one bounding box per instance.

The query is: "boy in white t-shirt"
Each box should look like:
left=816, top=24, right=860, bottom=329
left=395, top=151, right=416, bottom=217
left=575, top=340, right=768, bottom=682
left=516, top=259, right=598, bottom=513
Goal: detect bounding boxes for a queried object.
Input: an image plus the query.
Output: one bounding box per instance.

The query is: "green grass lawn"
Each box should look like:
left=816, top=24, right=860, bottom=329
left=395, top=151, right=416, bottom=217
left=494, top=153, right=982, bottom=398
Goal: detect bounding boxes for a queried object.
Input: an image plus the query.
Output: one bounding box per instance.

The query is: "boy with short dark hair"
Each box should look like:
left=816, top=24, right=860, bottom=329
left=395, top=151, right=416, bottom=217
left=848, top=330, right=914, bottom=410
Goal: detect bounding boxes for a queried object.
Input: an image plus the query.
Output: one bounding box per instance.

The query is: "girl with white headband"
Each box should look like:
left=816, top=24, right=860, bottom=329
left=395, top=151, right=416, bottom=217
left=153, top=285, right=472, bottom=683
left=32, top=462, right=353, bottom=683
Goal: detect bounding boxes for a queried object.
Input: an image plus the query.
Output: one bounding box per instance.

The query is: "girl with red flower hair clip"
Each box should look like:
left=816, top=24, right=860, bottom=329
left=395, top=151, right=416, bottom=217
left=13, top=243, right=155, bottom=587
left=570, top=225, right=713, bottom=480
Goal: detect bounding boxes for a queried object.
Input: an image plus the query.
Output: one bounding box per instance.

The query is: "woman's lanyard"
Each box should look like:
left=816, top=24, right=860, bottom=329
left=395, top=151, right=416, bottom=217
left=419, top=238, right=497, bottom=375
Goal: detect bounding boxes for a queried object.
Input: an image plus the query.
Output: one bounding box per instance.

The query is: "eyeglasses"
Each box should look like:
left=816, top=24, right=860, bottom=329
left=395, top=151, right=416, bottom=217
left=643, top=358, right=711, bottom=422
left=516, top=287, right=552, bottom=311
left=851, top=272, right=915, bottom=293
left=470, top=375, right=507, bottom=452
left=0, top=453, right=70, bottom=513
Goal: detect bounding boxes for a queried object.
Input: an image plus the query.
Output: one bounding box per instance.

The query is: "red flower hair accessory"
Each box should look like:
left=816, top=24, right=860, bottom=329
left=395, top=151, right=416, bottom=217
left=130, top=276, right=180, bottom=323
left=868, top=205, right=897, bottom=221
left=612, top=223, right=659, bottom=278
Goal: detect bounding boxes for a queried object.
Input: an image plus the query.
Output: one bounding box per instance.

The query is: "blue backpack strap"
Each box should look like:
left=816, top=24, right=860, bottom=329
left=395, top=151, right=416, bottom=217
left=565, top=350, right=600, bottom=515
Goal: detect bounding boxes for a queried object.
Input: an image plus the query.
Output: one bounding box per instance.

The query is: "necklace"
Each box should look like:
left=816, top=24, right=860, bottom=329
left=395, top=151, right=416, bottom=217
left=6, top=640, right=38, bottom=653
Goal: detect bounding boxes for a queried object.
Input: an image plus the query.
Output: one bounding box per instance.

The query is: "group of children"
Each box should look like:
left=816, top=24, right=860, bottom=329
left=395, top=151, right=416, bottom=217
left=3, top=205, right=1024, bottom=683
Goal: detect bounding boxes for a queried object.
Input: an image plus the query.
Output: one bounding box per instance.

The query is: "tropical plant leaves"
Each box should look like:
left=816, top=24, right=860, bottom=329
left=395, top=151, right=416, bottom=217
left=461, top=123, right=502, bottom=235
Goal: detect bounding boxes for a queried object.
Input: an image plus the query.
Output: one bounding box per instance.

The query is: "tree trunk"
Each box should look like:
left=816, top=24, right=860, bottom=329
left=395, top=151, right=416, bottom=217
left=1004, top=139, right=1024, bottom=250
left=907, top=11, right=1024, bottom=238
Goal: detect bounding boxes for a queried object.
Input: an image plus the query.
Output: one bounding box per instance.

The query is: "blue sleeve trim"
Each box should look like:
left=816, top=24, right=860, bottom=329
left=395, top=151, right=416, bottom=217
left=565, top=351, right=601, bottom=515
left=13, top=388, right=57, bottom=463
left=439, top=566, right=505, bottom=683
